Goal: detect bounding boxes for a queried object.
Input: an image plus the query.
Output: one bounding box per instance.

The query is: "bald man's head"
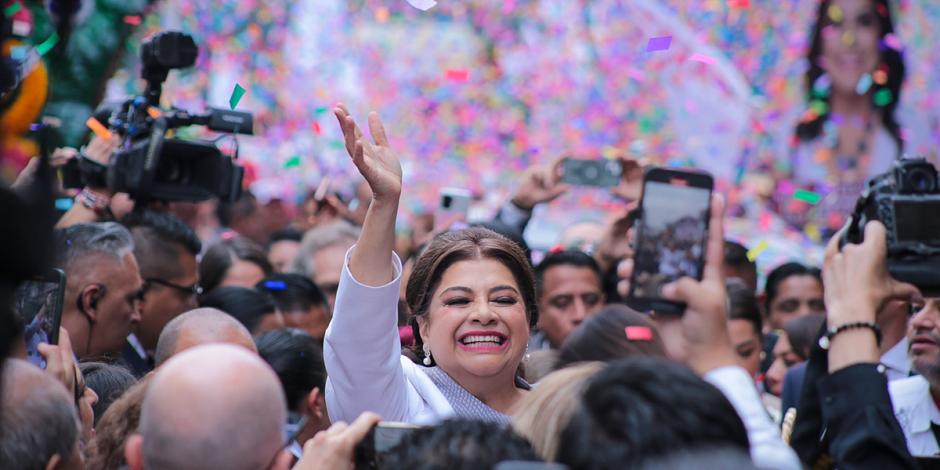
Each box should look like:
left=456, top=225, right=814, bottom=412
left=154, top=308, right=257, bottom=367
left=1, top=360, right=82, bottom=470
left=127, top=344, right=289, bottom=470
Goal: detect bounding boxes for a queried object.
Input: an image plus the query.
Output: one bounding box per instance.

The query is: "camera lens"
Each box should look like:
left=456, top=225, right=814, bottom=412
left=905, top=168, right=937, bottom=193
left=442, top=195, right=453, bottom=209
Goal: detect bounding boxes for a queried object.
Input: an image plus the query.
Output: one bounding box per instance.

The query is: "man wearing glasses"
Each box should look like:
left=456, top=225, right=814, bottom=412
left=121, top=210, right=202, bottom=376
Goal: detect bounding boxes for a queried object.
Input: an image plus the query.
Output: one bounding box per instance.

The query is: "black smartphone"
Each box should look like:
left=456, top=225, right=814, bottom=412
left=13, top=268, right=66, bottom=369
left=353, top=421, right=422, bottom=468
left=628, top=168, right=713, bottom=315
left=560, top=158, right=622, bottom=187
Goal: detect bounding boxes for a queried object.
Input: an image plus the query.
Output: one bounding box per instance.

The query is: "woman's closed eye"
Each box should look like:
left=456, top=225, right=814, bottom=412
left=444, top=297, right=472, bottom=307
left=492, top=296, right=518, bottom=305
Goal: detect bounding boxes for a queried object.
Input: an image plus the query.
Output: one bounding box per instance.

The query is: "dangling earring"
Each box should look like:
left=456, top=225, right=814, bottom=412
left=423, top=344, right=432, bottom=366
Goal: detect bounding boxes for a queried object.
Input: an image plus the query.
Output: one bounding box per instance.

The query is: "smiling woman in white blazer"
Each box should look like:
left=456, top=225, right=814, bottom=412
left=323, top=105, right=536, bottom=425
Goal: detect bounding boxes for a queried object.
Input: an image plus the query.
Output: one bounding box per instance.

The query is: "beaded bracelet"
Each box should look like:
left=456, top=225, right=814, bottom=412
left=818, top=321, right=882, bottom=350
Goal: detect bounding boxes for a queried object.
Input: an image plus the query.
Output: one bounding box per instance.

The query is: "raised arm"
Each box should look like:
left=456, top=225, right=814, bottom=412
left=333, top=104, right=402, bottom=285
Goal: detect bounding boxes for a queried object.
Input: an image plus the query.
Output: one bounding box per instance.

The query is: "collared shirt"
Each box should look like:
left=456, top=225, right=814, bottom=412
left=127, top=333, right=147, bottom=359
left=880, top=337, right=912, bottom=382
left=889, top=374, right=940, bottom=456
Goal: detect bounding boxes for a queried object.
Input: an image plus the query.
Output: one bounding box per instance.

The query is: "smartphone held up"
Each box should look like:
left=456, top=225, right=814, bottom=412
left=13, top=268, right=66, bottom=369
left=627, top=168, right=713, bottom=315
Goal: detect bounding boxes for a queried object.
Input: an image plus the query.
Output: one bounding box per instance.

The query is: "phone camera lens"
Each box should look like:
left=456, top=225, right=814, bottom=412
left=442, top=195, right=453, bottom=208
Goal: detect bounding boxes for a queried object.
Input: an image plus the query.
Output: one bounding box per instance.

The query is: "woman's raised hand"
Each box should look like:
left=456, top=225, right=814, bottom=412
left=334, top=104, right=402, bottom=203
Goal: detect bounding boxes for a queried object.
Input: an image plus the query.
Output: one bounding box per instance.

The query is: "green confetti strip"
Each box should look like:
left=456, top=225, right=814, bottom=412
left=284, top=155, right=302, bottom=168
left=793, top=188, right=822, bottom=205
left=36, top=32, right=60, bottom=57
left=229, top=83, right=246, bottom=110
left=4, top=1, right=21, bottom=17
left=873, top=88, right=893, bottom=107
left=315, top=106, right=329, bottom=114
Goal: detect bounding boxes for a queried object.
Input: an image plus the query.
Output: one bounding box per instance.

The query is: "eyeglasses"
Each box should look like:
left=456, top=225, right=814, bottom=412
left=144, top=278, right=203, bottom=297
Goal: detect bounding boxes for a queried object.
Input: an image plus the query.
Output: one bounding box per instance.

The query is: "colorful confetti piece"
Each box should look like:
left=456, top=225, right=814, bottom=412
left=873, top=88, right=893, bottom=106
left=445, top=69, right=470, bottom=81
left=646, top=36, right=672, bottom=52
left=746, top=240, right=769, bottom=262
left=793, top=189, right=822, bottom=204
left=85, top=117, right=113, bottom=140
left=229, top=84, right=246, bottom=110
left=625, top=326, right=654, bottom=341
left=284, top=155, right=302, bottom=169
left=3, top=1, right=21, bottom=17
left=855, top=73, right=872, bottom=95
left=406, top=0, right=437, bottom=12
left=688, top=53, right=716, bottom=65
left=35, top=32, right=59, bottom=56
left=123, top=15, right=142, bottom=26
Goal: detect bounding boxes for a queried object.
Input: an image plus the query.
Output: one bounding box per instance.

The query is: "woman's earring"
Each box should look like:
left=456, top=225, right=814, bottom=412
left=423, top=344, right=432, bottom=366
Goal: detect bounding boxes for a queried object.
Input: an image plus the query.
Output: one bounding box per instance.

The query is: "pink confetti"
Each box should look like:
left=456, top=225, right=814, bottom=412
left=445, top=69, right=469, bottom=81
left=688, top=53, right=716, bottom=65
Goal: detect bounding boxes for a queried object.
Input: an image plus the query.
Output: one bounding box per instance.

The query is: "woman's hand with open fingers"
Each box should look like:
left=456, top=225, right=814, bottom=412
left=333, top=105, right=401, bottom=203
left=659, top=195, right=737, bottom=374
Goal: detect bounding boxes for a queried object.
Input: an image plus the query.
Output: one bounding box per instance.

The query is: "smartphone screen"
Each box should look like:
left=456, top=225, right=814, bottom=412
left=13, top=269, right=66, bottom=369
left=560, top=158, right=622, bottom=187
left=629, top=169, right=712, bottom=314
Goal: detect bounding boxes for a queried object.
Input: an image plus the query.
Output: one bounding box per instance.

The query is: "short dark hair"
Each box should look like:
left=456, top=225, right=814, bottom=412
left=79, top=362, right=137, bottom=426
left=764, top=262, right=821, bottom=312
left=256, top=273, right=327, bottom=314
left=381, top=418, right=541, bottom=469
left=723, top=240, right=753, bottom=272
left=216, top=190, right=257, bottom=228
left=268, top=228, right=303, bottom=247
left=555, top=305, right=665, bottom=370
left=534, top=250, right=601, bottom=298
left=199, top=237, right=273, bottom=293
left=783, top=314, right=825, bottom=361
left=198, top=286, right=277, bottom=333
left=255, top=329, right=326, bottom=411
left=726, top=279, right=762, bottom=338
left=556, top=358, right=749, bottom=469
left=122, top=210, right=201, bottom=280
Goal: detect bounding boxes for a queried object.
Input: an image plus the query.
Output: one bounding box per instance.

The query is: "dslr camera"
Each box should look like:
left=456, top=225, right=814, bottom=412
left=841, top=157, right=940, bottom=296
left=64, top=31, right=252, bottom=202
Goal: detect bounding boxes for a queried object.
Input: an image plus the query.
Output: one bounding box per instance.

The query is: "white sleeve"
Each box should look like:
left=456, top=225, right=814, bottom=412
left=324, top=246, right=421, bottom=423
left=704, top=366, right=802, bottom=470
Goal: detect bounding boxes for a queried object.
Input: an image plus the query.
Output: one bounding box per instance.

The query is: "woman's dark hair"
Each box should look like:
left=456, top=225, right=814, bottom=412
left=406, top=227, right=537, bottom=366
left=764, top=262, right=822, bottom=312
left=380, top=418, right=541, bottom=469
left=79, top=362, right=137, bottom=426
left=727, top=279, right=763, bottom=337
left=556, top=358, right=749, bottom=469
left=267, top=227, right=303, bottom=247
left=199, top=236, right=273, bottom=293
left=198, top=286, right=277, bottom=333
left=783, top=314, right=826, bottom=361
left=555, top=305, right=665, bottom=370
left=796, top=0, right=905, bottom=149
left=255, top=328, right=326, bottom=411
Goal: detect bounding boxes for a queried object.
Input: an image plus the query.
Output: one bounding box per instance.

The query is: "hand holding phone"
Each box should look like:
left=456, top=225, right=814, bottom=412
left=628, top=168, right=712, bottom=315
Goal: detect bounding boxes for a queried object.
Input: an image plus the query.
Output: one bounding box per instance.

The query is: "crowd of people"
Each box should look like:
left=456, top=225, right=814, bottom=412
left=2, top=0, right=940, bottom=469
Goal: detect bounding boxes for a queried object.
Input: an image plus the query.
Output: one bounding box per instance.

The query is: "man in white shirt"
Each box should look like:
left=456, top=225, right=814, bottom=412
left=889, top=298, right=940, bottom=456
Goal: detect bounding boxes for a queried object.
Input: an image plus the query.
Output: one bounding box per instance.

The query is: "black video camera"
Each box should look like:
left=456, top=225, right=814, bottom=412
left=63, top=31, right=252, bottom=202
left=841, top=157, right=940, bottom=296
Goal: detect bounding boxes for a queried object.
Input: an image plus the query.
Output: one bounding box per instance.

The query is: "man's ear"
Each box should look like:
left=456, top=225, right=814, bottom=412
left=124, top=433, right=145, bottom=470
left=79, top=284, right=104, bottom=322
left=306, top=387, right=325, bottom=423
left=268, top=449, right=293, bottom=470
left=43, top=453, right=61, bottom=470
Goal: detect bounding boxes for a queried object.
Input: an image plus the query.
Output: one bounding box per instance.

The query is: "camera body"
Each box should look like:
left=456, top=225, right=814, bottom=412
left=841, top=157, right=940, bottom=296
left=64, top=31, right=251, bottom=202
